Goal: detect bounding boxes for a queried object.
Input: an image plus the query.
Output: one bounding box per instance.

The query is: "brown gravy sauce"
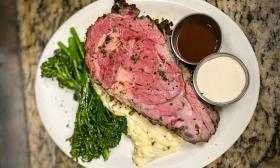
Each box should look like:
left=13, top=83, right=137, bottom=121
left=177, top=19, right=220, bottom=64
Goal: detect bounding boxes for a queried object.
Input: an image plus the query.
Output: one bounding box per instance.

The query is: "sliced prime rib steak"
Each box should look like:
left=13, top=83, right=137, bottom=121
left=85, top=0, right=219, bottom=143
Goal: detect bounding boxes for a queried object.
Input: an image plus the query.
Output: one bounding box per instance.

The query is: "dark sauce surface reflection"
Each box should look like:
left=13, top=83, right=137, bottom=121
left=176, top=14, right=221, bottom=64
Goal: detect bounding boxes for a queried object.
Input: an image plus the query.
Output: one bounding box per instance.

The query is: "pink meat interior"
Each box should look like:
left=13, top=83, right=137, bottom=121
left=86, top=13, right=216, bottom=142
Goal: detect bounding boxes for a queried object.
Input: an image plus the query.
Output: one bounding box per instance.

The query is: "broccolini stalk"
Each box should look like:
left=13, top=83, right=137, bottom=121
left=40, top=27, right=127, bottom=162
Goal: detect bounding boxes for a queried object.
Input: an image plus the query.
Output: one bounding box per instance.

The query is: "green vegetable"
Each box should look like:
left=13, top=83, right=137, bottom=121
left=99, top=45, right=107, bottom=56
left=41, top=27, right=127, bottom=161
left=131, top=54, right=139, bottom=64
left=158, top=70, right=168, bottom=81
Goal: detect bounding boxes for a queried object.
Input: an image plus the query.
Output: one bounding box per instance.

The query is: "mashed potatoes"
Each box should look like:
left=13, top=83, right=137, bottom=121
left=94, top=84, right=183, bottom=167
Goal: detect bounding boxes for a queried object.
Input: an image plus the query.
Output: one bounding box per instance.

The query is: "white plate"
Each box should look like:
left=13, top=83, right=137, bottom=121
left=35, top=0, right=260, bottom=167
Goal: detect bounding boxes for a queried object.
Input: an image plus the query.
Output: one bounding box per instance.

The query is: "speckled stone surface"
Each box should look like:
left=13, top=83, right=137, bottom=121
left=17, top=0, right=280, bottom=167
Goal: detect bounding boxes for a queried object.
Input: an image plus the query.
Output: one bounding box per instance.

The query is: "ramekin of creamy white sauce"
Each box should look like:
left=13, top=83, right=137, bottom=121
left=193, top=53, right=249, bottom=106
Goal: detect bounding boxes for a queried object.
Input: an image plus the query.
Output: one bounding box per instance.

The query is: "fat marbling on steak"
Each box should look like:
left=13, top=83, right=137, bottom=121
left=85, top=0, right=219, bottom=143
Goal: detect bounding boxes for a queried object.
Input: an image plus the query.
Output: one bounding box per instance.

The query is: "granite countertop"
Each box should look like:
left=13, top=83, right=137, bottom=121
left=17, top=0, right=280, bottom=167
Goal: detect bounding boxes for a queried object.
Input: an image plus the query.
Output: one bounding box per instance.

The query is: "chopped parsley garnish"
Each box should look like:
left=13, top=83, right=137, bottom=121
left=158, top=70, right=168, bottom=81
left=99, top=45, right=107, bottom=56
left=105, top=35, right=112, bottom=44
left=189, top=75, right=193, bottom=82
left=131, top=54, right=139, bottom=64
left=151, top=141, right=156, bottom=146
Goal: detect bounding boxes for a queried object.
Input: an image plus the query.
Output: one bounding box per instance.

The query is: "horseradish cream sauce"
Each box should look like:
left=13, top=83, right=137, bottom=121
left=196, top=55, right=246, bottom=103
